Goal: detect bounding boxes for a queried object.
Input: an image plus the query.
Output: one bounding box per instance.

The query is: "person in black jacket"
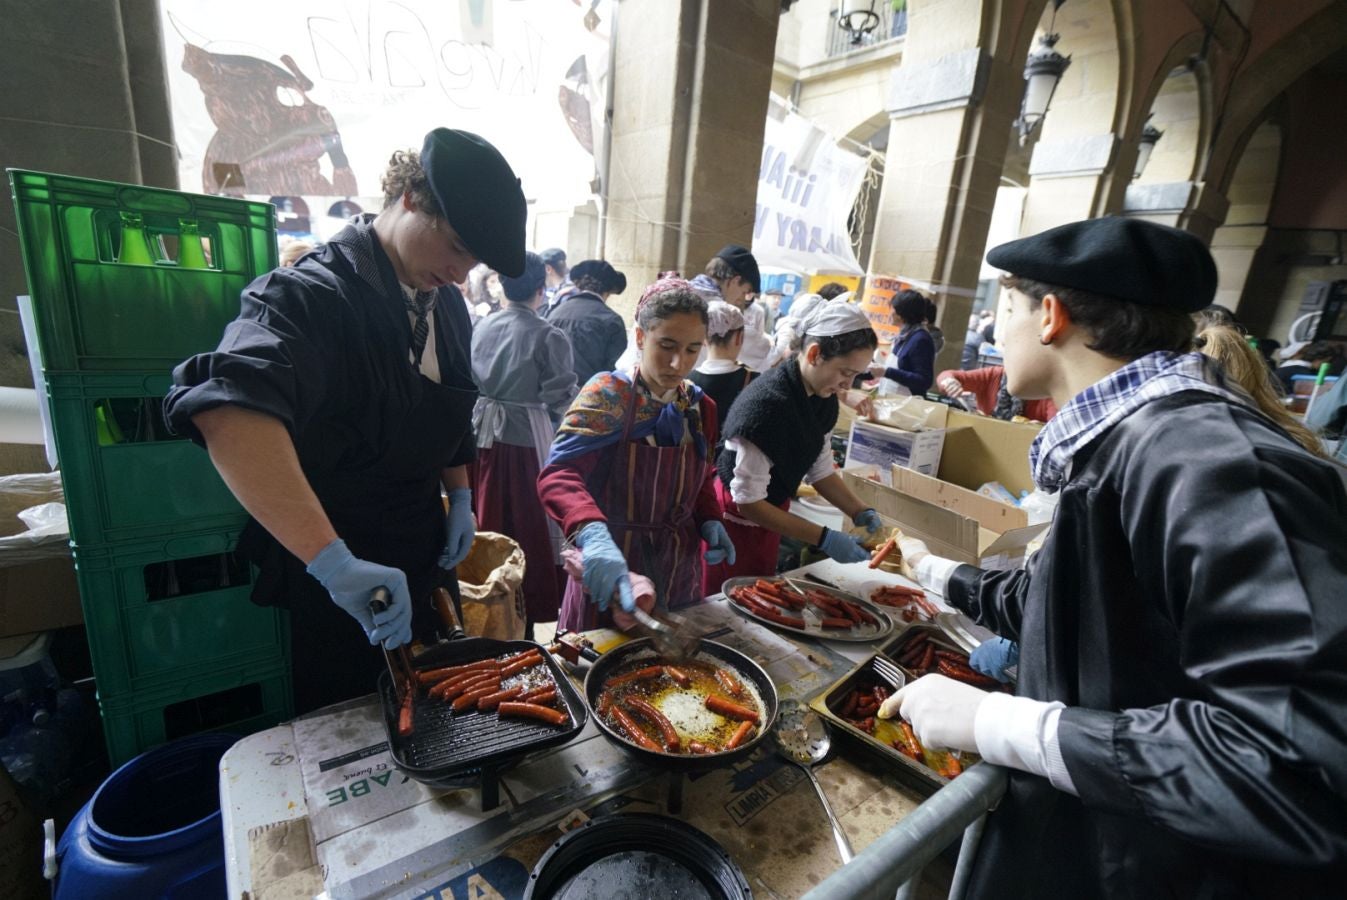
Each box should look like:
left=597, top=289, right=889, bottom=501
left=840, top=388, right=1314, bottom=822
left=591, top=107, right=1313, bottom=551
left=881, top=217, right=1347, bottom=899
left=544, top=259, right=628, bottom=387
left=166, top=129, right=526, bottom=713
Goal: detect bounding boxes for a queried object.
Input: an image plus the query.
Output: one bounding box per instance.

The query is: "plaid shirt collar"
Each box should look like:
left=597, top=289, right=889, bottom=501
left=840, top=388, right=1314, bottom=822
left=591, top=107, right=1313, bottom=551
left=1030, top=351, right=1248, bottom=492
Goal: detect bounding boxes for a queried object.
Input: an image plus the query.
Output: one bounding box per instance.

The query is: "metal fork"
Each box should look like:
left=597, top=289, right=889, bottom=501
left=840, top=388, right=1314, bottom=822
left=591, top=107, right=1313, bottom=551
left=871, top=655, right=907, bottom=691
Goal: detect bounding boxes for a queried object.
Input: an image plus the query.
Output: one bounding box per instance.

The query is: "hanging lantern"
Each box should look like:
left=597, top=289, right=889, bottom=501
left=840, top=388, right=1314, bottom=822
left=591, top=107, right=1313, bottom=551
left=838, top=0, right=880, bottom=45
left=1133, top=118, right=1164, bottom=178
left=1017, top=32, right=1071, bottom=144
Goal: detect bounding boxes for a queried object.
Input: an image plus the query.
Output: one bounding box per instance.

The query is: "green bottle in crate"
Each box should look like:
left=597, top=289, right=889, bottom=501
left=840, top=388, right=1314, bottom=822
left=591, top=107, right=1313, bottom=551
left=176, top=218, right=210, bottom=269
left=115, top=211, right=155, bottom=266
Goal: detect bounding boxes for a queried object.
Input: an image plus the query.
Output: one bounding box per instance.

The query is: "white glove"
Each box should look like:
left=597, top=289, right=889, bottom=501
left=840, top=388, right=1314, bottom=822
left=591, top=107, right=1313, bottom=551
left=878, top=673, right=989, bottom=752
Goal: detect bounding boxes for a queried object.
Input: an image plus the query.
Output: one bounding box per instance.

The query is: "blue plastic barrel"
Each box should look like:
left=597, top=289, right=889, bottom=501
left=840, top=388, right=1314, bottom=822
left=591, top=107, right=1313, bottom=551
left=54, top=732, right=237, bottom=900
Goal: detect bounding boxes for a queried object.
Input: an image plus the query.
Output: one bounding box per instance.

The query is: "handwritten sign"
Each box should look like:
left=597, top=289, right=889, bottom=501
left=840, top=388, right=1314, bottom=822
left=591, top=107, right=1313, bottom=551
left=752, top=96, right=869, bottom=276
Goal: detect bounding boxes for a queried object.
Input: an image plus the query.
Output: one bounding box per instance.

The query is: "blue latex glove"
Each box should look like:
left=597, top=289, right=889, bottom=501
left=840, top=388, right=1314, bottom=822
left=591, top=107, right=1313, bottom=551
left=438, top=487, right=476, bottom=570
left=576, top=522, right=635, bottom=612
left=852, top=507, right=883, bottom=536
left=969, top=637, right=1019, bottom=683
left=818, top=526, right=870, bottom=564
left=700, top=520, right=737, bottom=566
left=307, top=538, right=413, bottom=648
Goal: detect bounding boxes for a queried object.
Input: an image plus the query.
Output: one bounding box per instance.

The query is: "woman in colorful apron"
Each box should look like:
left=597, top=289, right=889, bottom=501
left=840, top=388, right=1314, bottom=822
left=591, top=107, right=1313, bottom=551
left=707, top=302, right=886, bottom=587
left=538, top=277, right=736, bottom=631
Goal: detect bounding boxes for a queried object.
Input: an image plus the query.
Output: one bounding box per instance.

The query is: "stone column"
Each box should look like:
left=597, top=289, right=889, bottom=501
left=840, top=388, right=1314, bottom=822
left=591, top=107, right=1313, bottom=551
left=603, top=0, right=780, bottom=319
left=867, top=4, right=1025, bottom=371
left=1018, top=134, right=1121, bottom=234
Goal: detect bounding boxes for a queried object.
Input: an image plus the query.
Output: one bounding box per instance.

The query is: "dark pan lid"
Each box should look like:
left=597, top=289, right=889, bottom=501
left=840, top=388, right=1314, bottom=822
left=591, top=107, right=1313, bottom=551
left=524, top=813, right=751, bottom=900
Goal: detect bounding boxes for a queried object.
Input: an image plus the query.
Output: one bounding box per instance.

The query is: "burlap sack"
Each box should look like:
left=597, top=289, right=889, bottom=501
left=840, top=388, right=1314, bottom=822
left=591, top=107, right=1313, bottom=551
left=455, top=531, right=526, bottom=639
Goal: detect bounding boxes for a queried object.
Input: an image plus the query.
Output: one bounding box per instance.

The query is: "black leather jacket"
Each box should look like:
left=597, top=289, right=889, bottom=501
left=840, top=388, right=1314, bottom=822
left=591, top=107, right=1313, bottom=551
left=947, top=392, right=1347, bottom=899
left=544, top=291, right=627, bottom=388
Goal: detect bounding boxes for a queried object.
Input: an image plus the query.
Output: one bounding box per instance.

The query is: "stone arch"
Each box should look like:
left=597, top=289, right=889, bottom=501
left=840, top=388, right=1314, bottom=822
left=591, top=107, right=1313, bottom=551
left=1129, top=32, right=1211, bottom=185
left=1205, top=1, right=1347, bottom=195
left=1028, top=0, right=1130, bottom=142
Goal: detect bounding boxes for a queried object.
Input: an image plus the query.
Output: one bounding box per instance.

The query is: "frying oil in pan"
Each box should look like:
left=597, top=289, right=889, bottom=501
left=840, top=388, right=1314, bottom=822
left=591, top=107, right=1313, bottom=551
left=601, top=654, right=765, bottom=751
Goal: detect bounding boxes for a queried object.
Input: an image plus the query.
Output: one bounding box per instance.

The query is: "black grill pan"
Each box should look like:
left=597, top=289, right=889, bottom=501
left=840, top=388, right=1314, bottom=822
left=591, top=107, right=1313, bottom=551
left=377, top=638, right=587, bottom=795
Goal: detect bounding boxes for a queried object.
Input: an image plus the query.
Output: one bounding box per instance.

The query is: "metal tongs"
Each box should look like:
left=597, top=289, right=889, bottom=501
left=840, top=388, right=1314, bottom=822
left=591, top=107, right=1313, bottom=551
left=370, top=586, right=416, bottom=698
left=629, top=606, right=700, bottom=662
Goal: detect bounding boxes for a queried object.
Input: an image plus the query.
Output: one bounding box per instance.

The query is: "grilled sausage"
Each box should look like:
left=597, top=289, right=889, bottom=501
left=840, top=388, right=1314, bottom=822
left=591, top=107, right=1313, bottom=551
left=452, top=683, right=500, bottom=711
left=705, top=694, right=760, bottom=723
left=625, top=697, right=681, bottom=752
left=476, top=686, right=524, bottom=712
left=604, top=665, right=664, bottom=688
left=498, top=701, right=569, bottom=726
left=519, top=686, right=558, bottom=705
left=609, top=706, right=662, bottom=750
left=417, top=658, right=500, bottom=684
left=725, top=720, right=755, bottom=750
left=500, top=653, right=544, bottom=678
left=397, top=688, right=414, bottom=737
left=714, top=668, right=745, bottom=698
left=664, top=666, right=692, bottom=687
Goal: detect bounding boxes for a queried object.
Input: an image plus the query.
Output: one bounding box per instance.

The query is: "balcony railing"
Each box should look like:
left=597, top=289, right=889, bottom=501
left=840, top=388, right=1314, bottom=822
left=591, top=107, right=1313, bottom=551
left=826, top=3, right=908, bottom=58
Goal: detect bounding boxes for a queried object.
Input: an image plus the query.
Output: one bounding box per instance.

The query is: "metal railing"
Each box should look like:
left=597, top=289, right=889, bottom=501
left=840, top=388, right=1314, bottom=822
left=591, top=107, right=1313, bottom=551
left=826, top=4, right=909, bottom=58
left=800, top=763, right=1008, bottom=900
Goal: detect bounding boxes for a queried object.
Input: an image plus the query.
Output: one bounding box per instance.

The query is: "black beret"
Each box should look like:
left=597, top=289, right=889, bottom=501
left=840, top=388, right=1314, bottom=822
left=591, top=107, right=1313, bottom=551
left=570, top=259, right=626, bottom=294
left=986, top=217, right=1216, bottom=313
left=716, top=244, right=761, bottom=294
left=420, top=128, right=527, bottom=277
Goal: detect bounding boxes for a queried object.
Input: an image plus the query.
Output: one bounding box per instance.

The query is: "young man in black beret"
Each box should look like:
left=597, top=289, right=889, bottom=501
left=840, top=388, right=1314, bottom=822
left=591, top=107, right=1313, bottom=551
left=690, top=244, right=761, bottom=311
left=166, top=128, right=527, bottom=713
left=881, top=217, right=1347, bottom=898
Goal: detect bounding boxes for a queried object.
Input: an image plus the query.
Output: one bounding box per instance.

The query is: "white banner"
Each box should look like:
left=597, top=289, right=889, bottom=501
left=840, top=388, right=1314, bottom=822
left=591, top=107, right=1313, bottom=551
left=752, top=96, right=869, bottom=276
left=158, top=0, right=611, bottom=213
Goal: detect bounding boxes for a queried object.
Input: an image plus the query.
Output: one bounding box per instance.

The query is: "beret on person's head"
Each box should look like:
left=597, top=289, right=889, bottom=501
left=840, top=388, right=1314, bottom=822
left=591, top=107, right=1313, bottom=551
left=570, top=259, right=627, bottom=295
left=986, top=217, right=1217, bottom=313
left=715, top=244, right=762, bottom=294
left=420, top=128, right=527, bottom=277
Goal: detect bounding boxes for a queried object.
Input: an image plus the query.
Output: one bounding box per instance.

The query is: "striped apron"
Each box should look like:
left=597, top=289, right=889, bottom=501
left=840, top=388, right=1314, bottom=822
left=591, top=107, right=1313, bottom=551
left=558, top=373, right=706, bottom=631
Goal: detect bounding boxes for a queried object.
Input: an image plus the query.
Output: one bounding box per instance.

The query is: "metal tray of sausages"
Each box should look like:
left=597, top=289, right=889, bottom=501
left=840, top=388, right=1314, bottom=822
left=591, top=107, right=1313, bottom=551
left=721, top=576, right=894, bottom=642
left=809, top=650, right=975, bottom=797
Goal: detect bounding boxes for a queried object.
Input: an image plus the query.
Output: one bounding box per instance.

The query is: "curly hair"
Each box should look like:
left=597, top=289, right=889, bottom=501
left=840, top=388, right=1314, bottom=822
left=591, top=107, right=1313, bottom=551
left=380, top=149, right=439, bottom=215
left=636, top=285, right=709, bottom=331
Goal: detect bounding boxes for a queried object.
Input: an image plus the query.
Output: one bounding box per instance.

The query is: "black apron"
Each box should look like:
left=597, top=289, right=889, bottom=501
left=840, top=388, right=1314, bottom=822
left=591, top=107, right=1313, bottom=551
left=240, top=245, right=477, bottom=714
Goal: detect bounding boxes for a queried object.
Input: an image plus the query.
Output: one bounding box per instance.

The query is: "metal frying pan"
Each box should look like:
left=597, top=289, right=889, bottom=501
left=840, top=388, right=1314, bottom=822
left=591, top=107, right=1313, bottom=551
left=582, top=638, right=779, bottom=771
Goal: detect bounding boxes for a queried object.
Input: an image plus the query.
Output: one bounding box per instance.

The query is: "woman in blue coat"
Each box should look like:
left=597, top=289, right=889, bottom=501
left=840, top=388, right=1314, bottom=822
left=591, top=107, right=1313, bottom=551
left=874, top=289, right=936, bottom=396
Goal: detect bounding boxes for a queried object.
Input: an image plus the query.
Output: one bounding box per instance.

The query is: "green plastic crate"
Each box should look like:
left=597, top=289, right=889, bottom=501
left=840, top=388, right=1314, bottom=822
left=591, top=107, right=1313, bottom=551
left=7, top=168, right=276, bottom=372
left=97, top=661, right=292, bottom=766
left=72, top=529, right=289, bottom=699
left=44, top=371, right=245, bottom=544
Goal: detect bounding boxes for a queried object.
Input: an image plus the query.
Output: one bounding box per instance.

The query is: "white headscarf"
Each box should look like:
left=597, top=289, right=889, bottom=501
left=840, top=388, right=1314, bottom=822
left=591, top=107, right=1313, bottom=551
left=799, top=300, right=873, bottom=338
left=706, top=300, right=746, bottom=339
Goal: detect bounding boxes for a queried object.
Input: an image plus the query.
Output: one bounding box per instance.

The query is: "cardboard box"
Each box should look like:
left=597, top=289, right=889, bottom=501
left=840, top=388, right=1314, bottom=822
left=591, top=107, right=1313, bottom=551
left=0, top=472, right=82, bottom=637
left=844, top=404, right=948, bottom=482
left=841, top=410, right=1049, bottom=568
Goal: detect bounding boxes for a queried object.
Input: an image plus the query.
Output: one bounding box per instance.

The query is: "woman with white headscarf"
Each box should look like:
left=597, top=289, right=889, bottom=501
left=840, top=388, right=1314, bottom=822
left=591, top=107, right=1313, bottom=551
left=766, top=292, right=824, bottom=368
left=690, top=301, right=757, bottom=431
left=705, top=302, right=887, bottom=586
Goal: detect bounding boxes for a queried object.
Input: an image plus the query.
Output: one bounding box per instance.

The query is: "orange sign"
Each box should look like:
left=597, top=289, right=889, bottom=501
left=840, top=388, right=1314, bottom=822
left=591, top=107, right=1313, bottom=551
left=859, top=275, right=910, bottom=346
